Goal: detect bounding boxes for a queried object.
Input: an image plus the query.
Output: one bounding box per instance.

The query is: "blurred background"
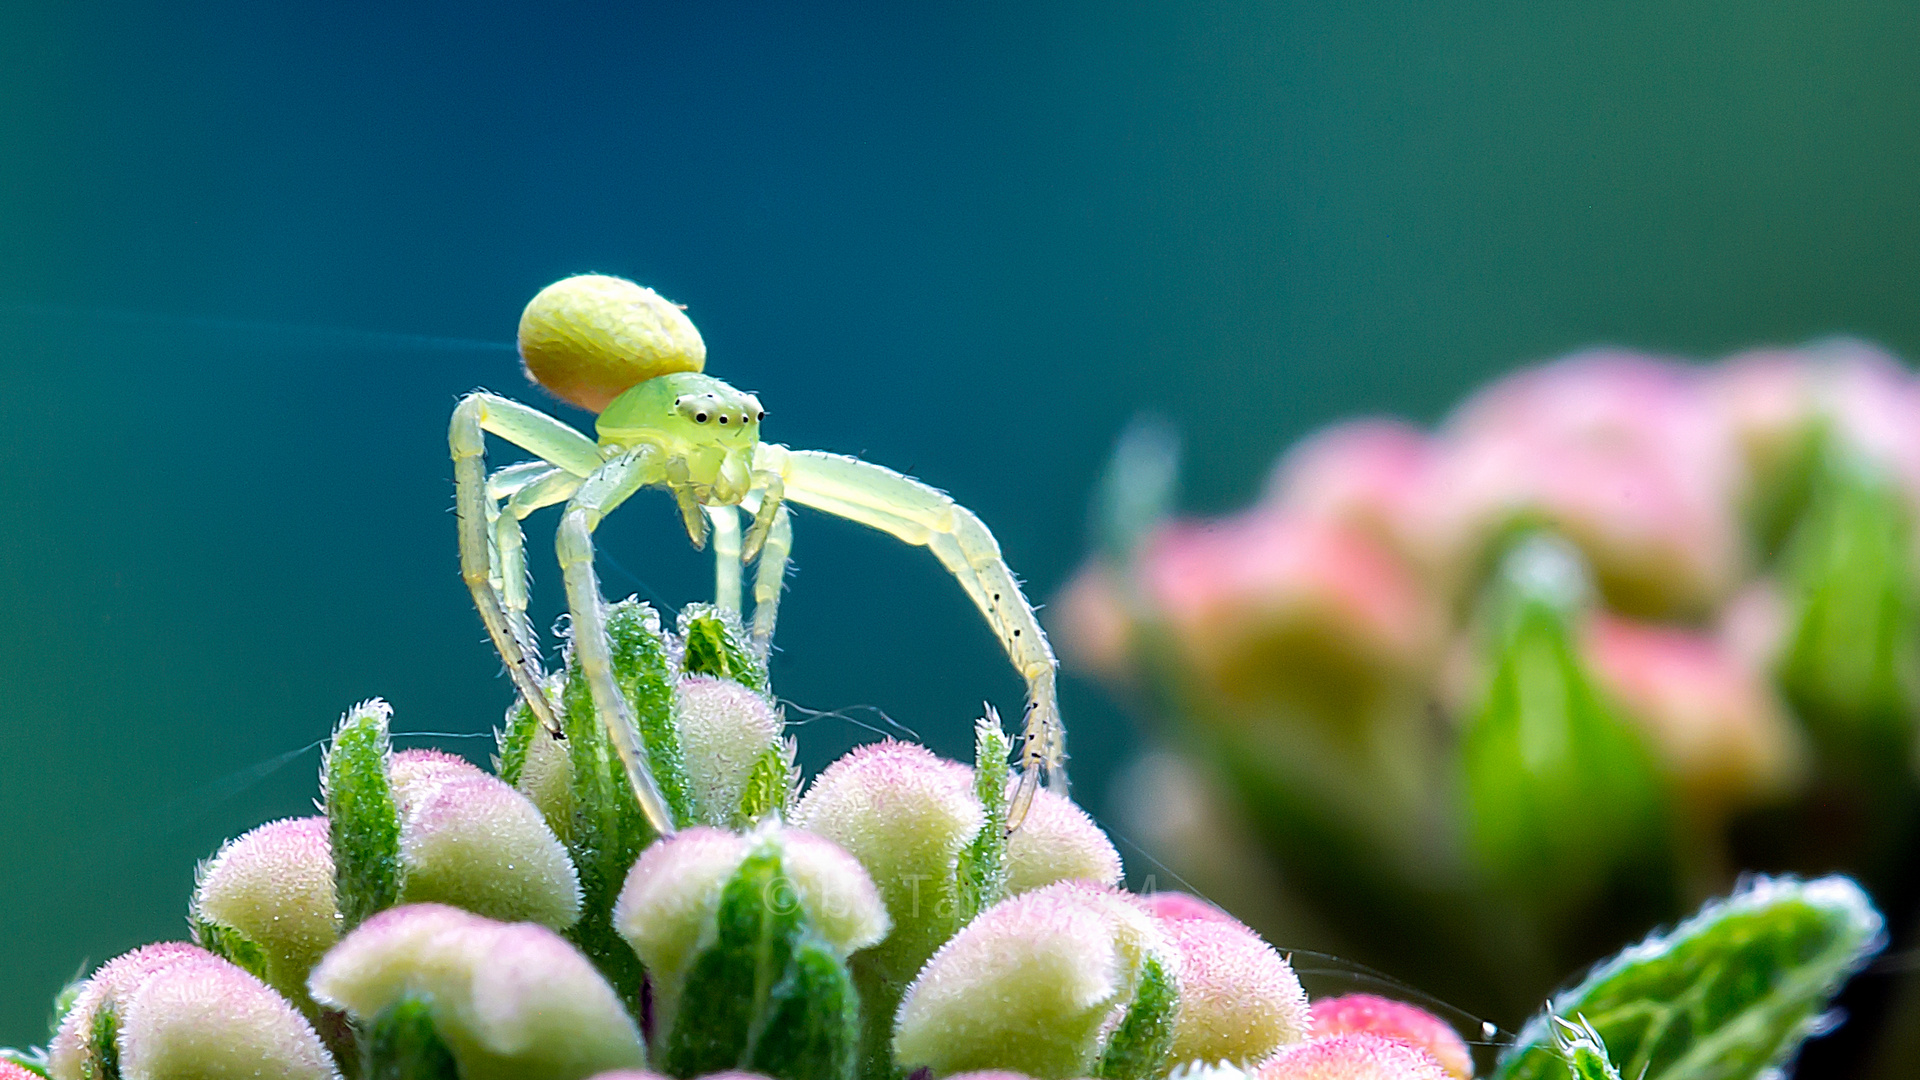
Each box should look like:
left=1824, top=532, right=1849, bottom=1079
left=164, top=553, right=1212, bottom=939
left=2, top=0, right=1917, bottom=1069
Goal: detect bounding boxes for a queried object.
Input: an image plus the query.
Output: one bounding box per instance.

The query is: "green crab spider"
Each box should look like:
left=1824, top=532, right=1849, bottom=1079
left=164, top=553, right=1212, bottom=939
left=450, top=274, right=1065, bottom=837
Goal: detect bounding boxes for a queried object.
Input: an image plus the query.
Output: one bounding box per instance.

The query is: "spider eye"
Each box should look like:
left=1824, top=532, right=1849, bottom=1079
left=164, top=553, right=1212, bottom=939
left=718, top=414, right=730, bottom=424
left=756, top=410, right=766, bottom=422
left=695, top=412, right=709, bottom=423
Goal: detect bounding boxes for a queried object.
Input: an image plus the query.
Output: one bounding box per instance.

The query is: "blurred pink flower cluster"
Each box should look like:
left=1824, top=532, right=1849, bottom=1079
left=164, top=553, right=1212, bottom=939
left=1061, top=340, right=1920, bottom=818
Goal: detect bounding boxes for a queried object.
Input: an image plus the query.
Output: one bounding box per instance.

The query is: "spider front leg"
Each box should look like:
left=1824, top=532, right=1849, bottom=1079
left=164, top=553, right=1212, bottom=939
left=759, top=445, right=1065, bottom=828
left=749, top=499, right=793, bottom=658
left=705, top=504, right=743, bottom=613
left=555, top=444, right=680, bottom=837
left=452, top=392, right=604, bottom=734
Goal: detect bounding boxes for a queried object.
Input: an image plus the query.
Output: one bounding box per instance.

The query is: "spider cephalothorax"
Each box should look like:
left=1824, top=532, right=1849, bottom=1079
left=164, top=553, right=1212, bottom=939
left=451, top=274, right=1065, bottom=835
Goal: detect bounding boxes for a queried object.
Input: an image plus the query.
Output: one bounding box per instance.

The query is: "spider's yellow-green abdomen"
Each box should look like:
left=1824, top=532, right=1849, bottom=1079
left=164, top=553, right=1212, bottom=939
left=518, top=274, right=706, bottom=414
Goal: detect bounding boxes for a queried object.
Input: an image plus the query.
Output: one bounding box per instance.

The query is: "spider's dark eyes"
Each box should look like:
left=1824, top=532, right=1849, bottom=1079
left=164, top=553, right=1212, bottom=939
left=757, top=411, right=767, bottom=422
left=695, top=412, right=709, bottom=423
left=718, top=414, right=730, bottom=424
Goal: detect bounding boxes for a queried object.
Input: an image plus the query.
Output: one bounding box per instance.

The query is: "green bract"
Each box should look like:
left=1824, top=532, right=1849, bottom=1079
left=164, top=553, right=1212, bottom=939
left=1495, top=875, right=1883, bottom=1080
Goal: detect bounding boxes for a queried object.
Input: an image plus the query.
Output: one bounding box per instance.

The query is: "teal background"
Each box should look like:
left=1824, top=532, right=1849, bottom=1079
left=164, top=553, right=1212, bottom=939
left=2, top=0, right=1917, bottom=1046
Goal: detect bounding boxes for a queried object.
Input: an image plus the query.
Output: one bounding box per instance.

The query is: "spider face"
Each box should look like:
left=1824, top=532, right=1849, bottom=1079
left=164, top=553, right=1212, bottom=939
left=597, top=370, right=764, bottom=502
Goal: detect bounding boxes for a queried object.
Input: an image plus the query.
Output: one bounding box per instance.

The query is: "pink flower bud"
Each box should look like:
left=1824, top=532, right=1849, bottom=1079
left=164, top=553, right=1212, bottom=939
left=792, top=740, right=983, bottom=965
left=1140, top=510, right=1440, bottom=704
left=50, top=943, right=337, bottom=1080
left=192, top=815, right=339, bottom=1009
left=674, top=675, right=785, bottom=821
left=1136, top=891, right=1239, bottom=926
left=1584, top=614, right=1807, bottom=808
left=50, top=942, right=210, bottom=1077
left=1052, top=562, right=1139, bottom=680
left=1160, top=918, right=1310, bottom=1067
left=1255, top=1034, right=1449, bottom=1080
left=1307, top=996, right=1471, bottom=1080
left=118, top=956, right=340, bottom=1080
left=308, top=903, right=645, bottom=1080
left=1715, top=340, right=1920, bottom=504
left=1268, top=419, right=1436, bottom=561
left=1004, top=783, right=1124, bottom=894
left=388, top=749, right=582, bottom=928
left=1429, top=351, right=1743, bottom=617
left=894, top=881, right=1173, bottom=1079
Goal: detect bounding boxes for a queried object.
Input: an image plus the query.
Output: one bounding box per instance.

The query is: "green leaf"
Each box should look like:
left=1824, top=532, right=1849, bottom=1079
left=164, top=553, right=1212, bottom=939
left=749, top=937, right=861, bottom=1080
left=1494, top=875, right=1884, bottom=1080
left=1550, top=1015, right=1622, bottom=1080
left=662, top=840, right=861, bottom=1080
left=323, top=699, right=403, bottom=932
left=90, top=1004, right=120, bottom=1080
left=735, top=740, right=796, bottom=829
left=1462, top=536, right=1674, bottom=919
left=0, top=1047, right=50, bottom=1077
left=362, top=995, right=460, bottom=1080
left=679, top=602, right=769, bottom=694
left=1094, top=953, right=1179, bottom=1080
left=495, top=693, right=541, bottom=788
left=955, top=713, right=1011, bottom=925
left=609, top=599, right=696, bottom=823
left=662, top=842, right=800, bottom=1077
left=190, top=917, right=271, bottom=986
left=560, top=599, right=681, bottom=1015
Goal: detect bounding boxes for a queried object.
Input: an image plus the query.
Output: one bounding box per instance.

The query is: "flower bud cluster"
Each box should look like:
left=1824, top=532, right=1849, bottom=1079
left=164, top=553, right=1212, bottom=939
left=1056, top=339, right=1920, bottom=1017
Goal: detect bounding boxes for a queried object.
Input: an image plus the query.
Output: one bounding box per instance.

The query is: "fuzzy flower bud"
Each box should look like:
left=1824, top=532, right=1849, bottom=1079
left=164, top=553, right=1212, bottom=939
left=1160, top=918, right=1310, bottom=1067
left=192, top=815, right=340, bottom=1011
left=50, top=943, right=338, bottom=1080
left=1256, top=1034, right=1450, bottom=1080
left=0, top=1064, right=41, bottom=1080
left=1308, top=996, right=1471, bottom=1080
left=308, top=903, right=646, bottom=1080
left=1138, top=891, right=1240, bottom=925
left=389, top=749, right=583, bottom=929
left=612, top=824, right=887, bottom=1039
left=792, top=741, right=985, bottom=977
left=894, top=881, right=1178, bottom=1080
left=673, top=675, right=786, bottom=824
left=1004, top=782, right=1124, bottom=895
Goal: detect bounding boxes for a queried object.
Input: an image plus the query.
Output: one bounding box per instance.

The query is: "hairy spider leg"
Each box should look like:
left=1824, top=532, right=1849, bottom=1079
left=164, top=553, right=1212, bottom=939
left=484, top=461, right=562, bottom=636
left=749, top=501, right=794, bottom=659
left=555, top=444, right=680, bottom=837
left=758, top=445, right=1066, bottom=828
left=495, top=466, right=585, bottom=647
left=705, top=503, right=743, bottom=613
left=452, top=392, right=604, bottom=736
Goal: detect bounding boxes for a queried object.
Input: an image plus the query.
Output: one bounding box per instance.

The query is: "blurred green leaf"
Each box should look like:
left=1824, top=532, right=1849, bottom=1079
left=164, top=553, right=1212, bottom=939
left=1778, top=448, right=1920, bottom=766
left=1494, top=875, right=1884, bottom=1080
left=1463, top=537, right=1673, bottom=916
